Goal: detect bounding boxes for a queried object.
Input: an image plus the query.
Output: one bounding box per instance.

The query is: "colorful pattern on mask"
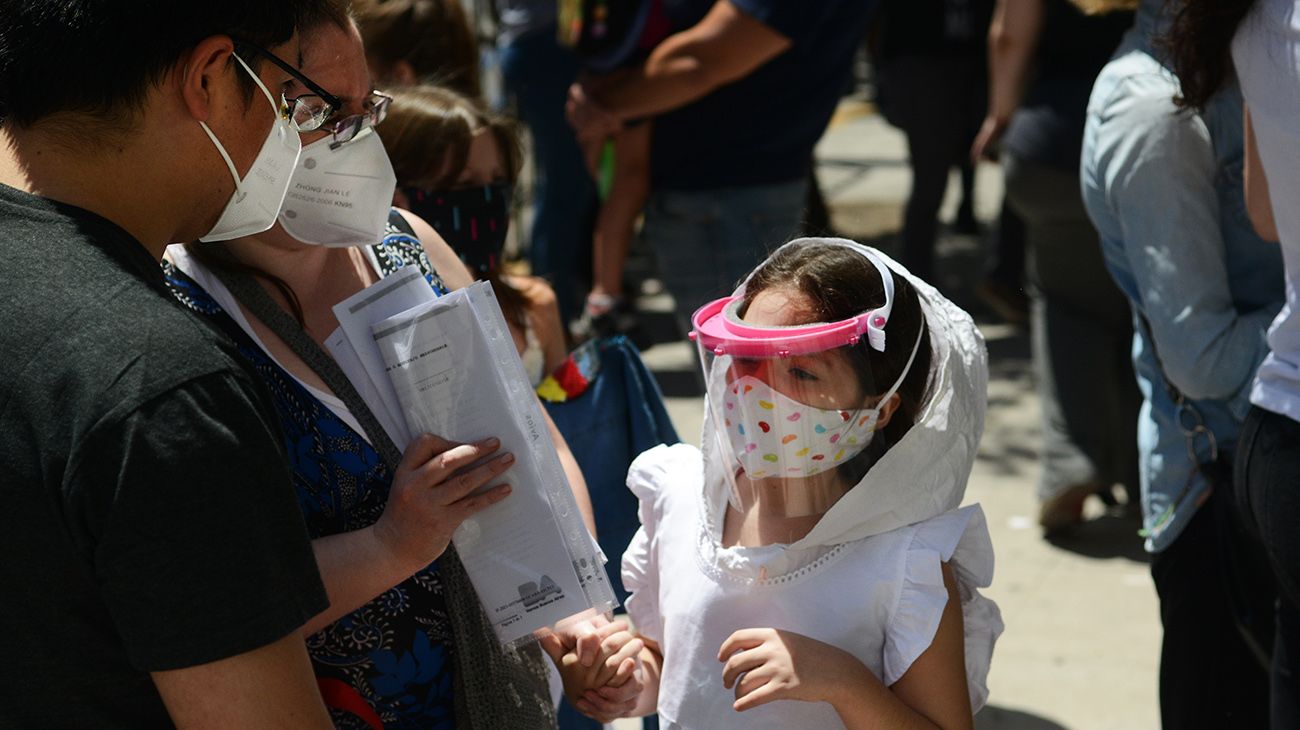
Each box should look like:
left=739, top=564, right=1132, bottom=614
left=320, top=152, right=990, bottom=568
left=722, top=375, right=881, bottom=479
left=402, top=184, right=511, bottom=276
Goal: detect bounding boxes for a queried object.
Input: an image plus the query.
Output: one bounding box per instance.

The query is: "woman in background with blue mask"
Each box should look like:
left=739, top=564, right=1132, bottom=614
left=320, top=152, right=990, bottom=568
left=163, top=9, right=624, bottom=728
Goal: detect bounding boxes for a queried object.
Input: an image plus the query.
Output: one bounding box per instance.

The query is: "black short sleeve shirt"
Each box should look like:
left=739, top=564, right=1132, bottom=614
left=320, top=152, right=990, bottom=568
left=0, top=185, right=328, bottom=727
left=650, top=0, right=881, bottom=190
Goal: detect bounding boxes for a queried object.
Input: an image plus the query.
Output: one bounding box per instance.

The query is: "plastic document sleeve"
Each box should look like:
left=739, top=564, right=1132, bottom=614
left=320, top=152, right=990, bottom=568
left=370, top=281, right=615, bottom=646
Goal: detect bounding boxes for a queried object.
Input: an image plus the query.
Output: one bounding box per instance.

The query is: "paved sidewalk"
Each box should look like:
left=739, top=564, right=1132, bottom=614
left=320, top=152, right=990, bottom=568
left=614, top=104, right=1160, bottom=730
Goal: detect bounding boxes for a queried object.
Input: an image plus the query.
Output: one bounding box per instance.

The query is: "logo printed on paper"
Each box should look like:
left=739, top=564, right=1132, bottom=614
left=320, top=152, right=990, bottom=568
left=518, top=575, right=564, bottom=610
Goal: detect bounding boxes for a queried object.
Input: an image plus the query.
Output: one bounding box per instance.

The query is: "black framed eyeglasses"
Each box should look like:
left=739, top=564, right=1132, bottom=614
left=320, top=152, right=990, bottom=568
left=231, top=38, right=343, bottom=133
left=321, top=92, right=393, bottom=149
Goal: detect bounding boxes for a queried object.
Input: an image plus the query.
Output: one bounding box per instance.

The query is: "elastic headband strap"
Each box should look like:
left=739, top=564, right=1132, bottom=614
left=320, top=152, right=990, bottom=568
left=197, top=53, right=281, bottom=194
left=232, top=52, right=279, bottom=111
left=199, top=121, right=241, bottom=190
left=877, top=317, right=926, bottom=405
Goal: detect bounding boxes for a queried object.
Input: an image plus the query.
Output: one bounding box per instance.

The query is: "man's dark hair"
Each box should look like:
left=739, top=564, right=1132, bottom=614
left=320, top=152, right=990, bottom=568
left=0, top=0, right=334, bottom=129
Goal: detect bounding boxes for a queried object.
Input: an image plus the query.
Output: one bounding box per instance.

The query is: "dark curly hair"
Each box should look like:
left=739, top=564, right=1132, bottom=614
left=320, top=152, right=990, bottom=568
left=1164, top=0, right=1258, bottom=110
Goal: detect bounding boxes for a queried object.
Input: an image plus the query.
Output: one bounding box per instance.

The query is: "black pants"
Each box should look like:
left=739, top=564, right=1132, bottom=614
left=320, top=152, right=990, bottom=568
left=1002, top=154, right=1140, bottom=504
left=1151, top=486, right=1270, bottom=729
left=1237, top=406, right=1300, bottom=727
left=878, top=53, right=985, bottom=282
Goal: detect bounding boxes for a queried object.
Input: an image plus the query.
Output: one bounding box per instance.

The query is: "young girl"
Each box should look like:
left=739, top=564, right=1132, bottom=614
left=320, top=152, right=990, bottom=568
left=575, top=238, right=1001, bottom=727
left=380, top=85, right=569, bottom=385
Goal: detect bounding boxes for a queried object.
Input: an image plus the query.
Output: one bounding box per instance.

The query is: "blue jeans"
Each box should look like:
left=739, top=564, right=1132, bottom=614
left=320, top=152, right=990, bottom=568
left=643, top=179, right=808, bottom=337
left=500, top=29, right=596, bottom=323
left=1236, top=406, right=1300, bottom=726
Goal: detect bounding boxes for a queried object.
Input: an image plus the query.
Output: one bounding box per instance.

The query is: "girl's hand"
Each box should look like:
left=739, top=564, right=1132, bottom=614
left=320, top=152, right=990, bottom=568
left=718, top=628, right=871, bottom=712
left=541, top=620, right=645, bottom=722
left=540, top=613, right=621, bottom=670
left=372, top=434, right=514, bottom=574
left=572, top=634, right=644, bottom=722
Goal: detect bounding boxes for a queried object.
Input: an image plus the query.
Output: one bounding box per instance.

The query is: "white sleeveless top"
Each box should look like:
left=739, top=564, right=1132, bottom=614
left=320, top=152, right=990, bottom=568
left=622, top=444, right=1001, bottom=730
left=1233, top=2, right=1300, bottom=422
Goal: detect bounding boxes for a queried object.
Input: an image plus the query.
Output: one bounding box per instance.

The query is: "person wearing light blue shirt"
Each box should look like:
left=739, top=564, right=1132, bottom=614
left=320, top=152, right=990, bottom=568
left=1081, top=0, right=1282, bottom=723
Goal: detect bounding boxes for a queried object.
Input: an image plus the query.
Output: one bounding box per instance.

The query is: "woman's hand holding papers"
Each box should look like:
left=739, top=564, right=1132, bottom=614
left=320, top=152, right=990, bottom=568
left=372, top=433, right=515, bottom=575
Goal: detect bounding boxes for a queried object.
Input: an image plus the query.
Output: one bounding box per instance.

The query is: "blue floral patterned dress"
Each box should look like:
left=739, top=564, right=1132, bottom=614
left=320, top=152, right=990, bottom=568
left=164, top=212, right=457, bottom=730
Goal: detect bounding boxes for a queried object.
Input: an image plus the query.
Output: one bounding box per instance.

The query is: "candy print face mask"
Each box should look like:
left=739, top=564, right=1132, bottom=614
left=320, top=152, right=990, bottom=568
left=722, top=375, right=882, bottom=479
left=715, top=316, right=925, bottom=481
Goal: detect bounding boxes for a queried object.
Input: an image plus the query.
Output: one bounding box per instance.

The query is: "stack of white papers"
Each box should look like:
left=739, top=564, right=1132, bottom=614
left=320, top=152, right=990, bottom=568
left=329, top=274, right=614, bottom=646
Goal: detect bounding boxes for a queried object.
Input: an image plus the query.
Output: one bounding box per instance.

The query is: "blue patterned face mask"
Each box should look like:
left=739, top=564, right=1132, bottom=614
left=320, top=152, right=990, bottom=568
left=401, top=183, right=511, bottom=276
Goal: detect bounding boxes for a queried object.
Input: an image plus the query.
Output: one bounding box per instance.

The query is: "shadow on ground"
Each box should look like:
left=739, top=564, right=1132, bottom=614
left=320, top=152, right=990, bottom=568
left=976, top=705, right=1067, bottom=730
left=1047, top=510, right=1150, bottom=563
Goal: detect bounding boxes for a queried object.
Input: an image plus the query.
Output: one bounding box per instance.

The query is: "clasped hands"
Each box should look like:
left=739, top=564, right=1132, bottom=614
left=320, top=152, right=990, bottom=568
left=544, top=621, right=865, bottom=721
left=540, top=614, right=645, bottom=723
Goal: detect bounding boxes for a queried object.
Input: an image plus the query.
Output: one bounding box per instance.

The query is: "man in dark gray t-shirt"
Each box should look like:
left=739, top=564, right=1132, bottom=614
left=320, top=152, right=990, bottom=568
left=0, top=2, right=340, bottom=727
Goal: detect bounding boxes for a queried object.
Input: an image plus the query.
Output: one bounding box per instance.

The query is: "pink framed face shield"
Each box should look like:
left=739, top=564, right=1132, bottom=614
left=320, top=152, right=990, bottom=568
left=689, top=244, right=897, bottom=357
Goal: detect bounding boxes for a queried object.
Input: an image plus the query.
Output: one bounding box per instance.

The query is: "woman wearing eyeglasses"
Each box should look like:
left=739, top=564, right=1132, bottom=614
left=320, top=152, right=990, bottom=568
left=161, top=9, right=623, bottom=729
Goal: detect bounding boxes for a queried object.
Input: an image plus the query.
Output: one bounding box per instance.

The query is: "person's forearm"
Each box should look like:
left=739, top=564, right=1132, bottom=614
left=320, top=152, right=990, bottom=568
left=595, top=52, right=719, bottom=123
left=1244, top=105, right=1279, bottom=242
left=986, top=0, right=1043, bottom=125
left=629, top=645, right=663, bottom=717
left=544, top=405, right=597, bottom=536
left=593, top=129, right=652, bottom=298
left=591, top=1, right=789, bottom=122
left=303, top=528, right=418, bottom=635
left=829, top=660, right=944, bottom=730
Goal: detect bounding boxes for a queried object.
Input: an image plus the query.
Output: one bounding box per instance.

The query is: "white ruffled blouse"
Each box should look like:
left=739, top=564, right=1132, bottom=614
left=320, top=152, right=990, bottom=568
left=622, top=444, right=1002, bottom=730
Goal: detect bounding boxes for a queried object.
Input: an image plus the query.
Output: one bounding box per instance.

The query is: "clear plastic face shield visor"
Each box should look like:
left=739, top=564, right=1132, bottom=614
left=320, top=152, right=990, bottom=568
left=690, top=244, right=924, bottom=518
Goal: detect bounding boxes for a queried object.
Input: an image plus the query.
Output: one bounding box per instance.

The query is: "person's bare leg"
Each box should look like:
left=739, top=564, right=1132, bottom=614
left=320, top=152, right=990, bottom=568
left=589, top=122, right=652, bottom=312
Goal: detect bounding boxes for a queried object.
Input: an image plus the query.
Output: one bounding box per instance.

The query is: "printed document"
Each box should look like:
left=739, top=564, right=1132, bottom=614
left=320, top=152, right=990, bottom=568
left=327, top=265, right=438, bottom=448
left=363, top=281, right=612, bottom=644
